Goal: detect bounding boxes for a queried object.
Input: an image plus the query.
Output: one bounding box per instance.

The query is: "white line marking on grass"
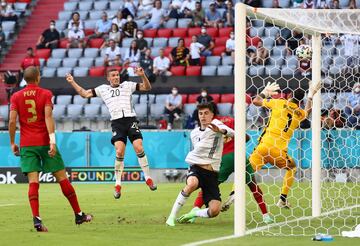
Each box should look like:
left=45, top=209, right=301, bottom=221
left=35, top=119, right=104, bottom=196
left=183, top=204, right=360, bottom=246
left=0, top=204, right=15, bottom=207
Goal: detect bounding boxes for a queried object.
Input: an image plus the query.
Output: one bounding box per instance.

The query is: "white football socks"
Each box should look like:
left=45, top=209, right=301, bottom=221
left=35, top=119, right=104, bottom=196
left=169, top=191, right=189, bottom=218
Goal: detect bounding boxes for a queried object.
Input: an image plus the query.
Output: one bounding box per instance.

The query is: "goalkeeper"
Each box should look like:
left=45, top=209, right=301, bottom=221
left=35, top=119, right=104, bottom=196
left=250, top=81, right=321, bottom=208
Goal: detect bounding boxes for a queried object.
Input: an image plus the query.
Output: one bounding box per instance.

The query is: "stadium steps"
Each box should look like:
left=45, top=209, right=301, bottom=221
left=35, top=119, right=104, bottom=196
left=0, top=0, right=67, bottom=72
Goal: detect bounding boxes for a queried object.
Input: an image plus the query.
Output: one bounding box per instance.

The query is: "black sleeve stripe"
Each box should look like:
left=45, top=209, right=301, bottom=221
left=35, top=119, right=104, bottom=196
left=91, top=88, right=97, bottom=97
left=136, top=83, right=140, bottom=91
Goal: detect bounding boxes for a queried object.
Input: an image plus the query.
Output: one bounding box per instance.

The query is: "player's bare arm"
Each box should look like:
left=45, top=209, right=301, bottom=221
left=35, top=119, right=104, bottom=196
left=253, top=82, right=280, bottom=106
left=135, top=67, right=152, bottom=91
left=8, top=110, right=19, bottom=156
left=65, top=73, right=94, bottom=98
left=305, top=81, right=321, bottom=117
left=44, top=105, right=57, bottom=158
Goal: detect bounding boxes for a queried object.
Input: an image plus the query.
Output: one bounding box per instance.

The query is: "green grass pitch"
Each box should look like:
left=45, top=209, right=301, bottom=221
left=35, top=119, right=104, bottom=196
left=0, top=183, right=359, bottom=246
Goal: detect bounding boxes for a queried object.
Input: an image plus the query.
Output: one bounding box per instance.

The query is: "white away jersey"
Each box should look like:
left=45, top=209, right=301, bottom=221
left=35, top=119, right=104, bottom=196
left=185, top=119, right=235, bottom=171
left=94, top=81, right=138, bottom=120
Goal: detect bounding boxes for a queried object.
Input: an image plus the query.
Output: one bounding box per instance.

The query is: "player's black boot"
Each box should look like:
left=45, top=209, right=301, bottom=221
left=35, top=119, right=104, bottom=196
left=75, top=212, right=93, bottom=225
left=33, top=216, right=48, bottom=232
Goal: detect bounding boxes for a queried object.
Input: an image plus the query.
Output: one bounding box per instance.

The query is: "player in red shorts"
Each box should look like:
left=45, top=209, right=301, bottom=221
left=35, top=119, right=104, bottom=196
left=8, top=67, right=93, bottom=232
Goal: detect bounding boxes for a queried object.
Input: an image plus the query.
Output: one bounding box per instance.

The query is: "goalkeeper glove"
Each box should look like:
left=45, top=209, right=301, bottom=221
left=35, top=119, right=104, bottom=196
left=260, top=82, right=280, bottom=98
left=308, top=81, right=321, bottom=99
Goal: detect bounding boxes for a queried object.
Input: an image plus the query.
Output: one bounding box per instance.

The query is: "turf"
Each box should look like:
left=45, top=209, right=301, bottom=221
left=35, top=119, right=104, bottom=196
left=0, top=183, right=358, bottom=246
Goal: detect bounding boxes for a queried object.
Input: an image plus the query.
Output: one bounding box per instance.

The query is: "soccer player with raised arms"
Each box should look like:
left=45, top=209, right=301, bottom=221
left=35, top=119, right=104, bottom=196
left=66, top=67, right=157, bottom=199
left=166, top=102, right=234, bottom=226
left=9, top=66, right=92, bottom=232
left=250, top=81, right=321, bottom=208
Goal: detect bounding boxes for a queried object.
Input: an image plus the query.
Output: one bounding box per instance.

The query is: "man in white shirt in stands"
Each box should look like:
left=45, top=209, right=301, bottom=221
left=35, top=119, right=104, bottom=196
left=340, top=34, right=360, bottom=68
left=104, top=39, right=122, bottom=66
left=141, top=0, right=169, bottom=29
left=189, top=35, right=205, bottom=65
left=65, top=67, right=157, bottom=200
left=67, top=22, right=85, bottom=49
left=224, top=31, right=235, bottom=59
left=153, top=48, right=172, bottom=76
left=180, top=0, right=197, bottom=18
left=166, top=102, right=235, bottom=226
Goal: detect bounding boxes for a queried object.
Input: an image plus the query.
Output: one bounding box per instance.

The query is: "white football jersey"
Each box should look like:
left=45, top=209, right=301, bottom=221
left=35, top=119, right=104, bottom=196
left=94, top=81, right=138, bottom=120
left=185, top=119, right=235, bottom=171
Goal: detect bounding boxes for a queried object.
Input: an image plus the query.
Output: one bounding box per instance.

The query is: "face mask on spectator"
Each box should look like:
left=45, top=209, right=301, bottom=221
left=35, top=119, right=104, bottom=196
left=172, top=89, right=178, bottom=95
left=1, top=2, right=6, bottom=7
left=201, top=28, right=206, bottom=34
left=137, top=34, right=143, bottom=39
left=127, top=16, right=132, bottom=22
left=201, top=92, right=207, bottom=97
left=355, top=87, right=360, bottom=93
left=50, top=24, right=55, bottom=30
left=230, top=34, right=234, bottom=39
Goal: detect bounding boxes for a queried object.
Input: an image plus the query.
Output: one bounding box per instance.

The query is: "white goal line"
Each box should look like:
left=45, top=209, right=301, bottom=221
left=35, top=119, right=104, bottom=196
left=183, top=204, right=360, bottom=246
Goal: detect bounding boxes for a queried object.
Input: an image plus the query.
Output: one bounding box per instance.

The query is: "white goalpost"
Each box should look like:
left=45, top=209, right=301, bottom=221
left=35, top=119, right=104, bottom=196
left=234, top=2, right=360, bottom=237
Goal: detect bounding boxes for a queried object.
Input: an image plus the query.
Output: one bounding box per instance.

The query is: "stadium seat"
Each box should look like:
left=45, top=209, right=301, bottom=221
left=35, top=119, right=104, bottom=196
left=94, top=1, right=108, bottom=10
left=73, top=95, right=88, bottom=105
left=177, top=18, right=192, bottom=28
left=56, top=95, right=72, bottom=105
left=144, top=29, right=157, bottom=38
left=55, top=20, right=67, bottom=32
left=78, top=58, right=94, bottom=68
left=66, top=104, right=83, bottom=120
left=206, top=28, right=218, bottom=38
left=209, top=94, right=220, bottom=103
left=329, top=66, right=341, bottom=76
left=170, top=66, right=186, bottom=76
left=263, top=37, right=274, bottom=49
left=89, top=97, right=103, bottom=105
left=89, top=38, right=104, bottom=48
left=59, top=39, right=69, bottom=49
left=251, top=19, right=264, bottom=27
left=181, top=94, right=188, bottom=104
left=77, top=11, right=89, bottom=20
left=64, top=2, right=78, bottom=11
left=184, top=37, right=192, bottom=47
left=168, top=37, right=180, bottom=47
left=217, top=103, right=232, bottom=116
left=265, top=27, right=280, bottom=37
left=57, top=67, right=73, bottom=77
left=53, top=104, right=66, bottom=121
left=186, top=66, right=201, bottom=76
left=58, top=11, right=72, bottom=20
left=188, top=27, right=201, bottom=37
left=100, top=104, right=110, bottom=119
left=150, top=104, right=165, bottom=119
left=269, top=56, right=284, bottom=67
left=95, top=57, right=105, bottom=67
left=110, top=1, right=123, bottom=10
left=79, top=2, right=93, bottom=11
left=280, top=66, right=295, bottom=76
left=218, top=27, right=233, bottom=37
left=183, top=103, right=196, bottom=116
left=144, top=38, right=153, bottom=47
left=201, top=66, right=217, bottom=76
left=286, top=56, right=299, bottom=68
left=163, top=47, right=173, bottom=57
left=139, top=94, right=156, bottom=104
left=84, top=104, right=100, bottom=120
left=164, top=18, right=177, bottom=28
left=51, top=49, right=67, bottom=59
left=272, top=46, right=286, bottom=57
left=222, top=56, right=234, bottom=66
left=172, top=28, right=187, bottom=38
left=89, top=11, right=103, bottom=20
left=215, top=37, right=228, bottom=46
left=122, top=38, right=133, bottom=48
left=73, top=67, right=89, bottom=77
left=217, top=65, right=233, bottom=76
left=83, top=48, right=99, bottom=58
left=132, top=94, right=140, bottom=104
left=153, top=38, right=168, bottom=47
left=212, top=46, right=226, bottom=56
left=89, top=67, right=105, bottom=77
left=42, top=67, right=56, bottom=77
left=265, top=65, right=281, bottom=76
left=84, top=29, right=95, bottom=36
left=155, top=94, right=168, bottom=105
left=279, top=0, right=291, bottom=7
left=157, top=29, right=172, bottom=38
left=188, top=94, right=198, bottom=103
left=84, top=20, right=97, bottom=29
left=134, top=104, right=148, bottom=118
left=247, top=36, right=261, bottom=47
left=0, top=105, right=9, bottom=121
left=62, top=58, right=78, bottom=68
left=221, top=94, right=234, bottom=104
left=46, top=58, right=62, bottom=68
left=151, top=47, right=161, bottom=57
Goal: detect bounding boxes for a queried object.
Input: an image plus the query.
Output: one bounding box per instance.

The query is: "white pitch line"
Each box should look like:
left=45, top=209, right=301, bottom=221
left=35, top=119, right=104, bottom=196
left=183, top=204, right=360, bottom=246
left=0, top=204, right=15, bottom=207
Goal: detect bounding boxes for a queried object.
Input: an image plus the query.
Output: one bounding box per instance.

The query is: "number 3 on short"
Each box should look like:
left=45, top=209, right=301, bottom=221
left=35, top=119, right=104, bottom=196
left=25, top=99, right=37, bottom=123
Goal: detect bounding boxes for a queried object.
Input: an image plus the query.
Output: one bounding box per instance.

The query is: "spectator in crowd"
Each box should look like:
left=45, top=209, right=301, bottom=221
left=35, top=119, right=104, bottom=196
left=123, top=15, right=138, bottom=38
left=189, top=35, right=205, bottom=65
left=349, top=0, right=357, bottom=8
left=67, top=12, right=84, bottom=31
left=141, top=0, right=169, bottom=29
left=101, top=23, right=121, bottom=48
left=179, top=0, right=197, bottom=18
left=292, top=0, right=304, bottom=8
left=140, top=48, right=156, bottom=82
left=272, top=0, right=281, bottom=8
left=90, top=12, right=112, bottom=40
left=19, top=47, right=40, bottom=87
left=302, top=0, right=315, bottom=8
left=344, top=83, right=360, bottom=129
left=243, top=0, right=262, bottom=7
left=36, top=20, right=60, bottom=50
left=0, top=25, right=5, bottom=53
left=67, top=22, right=85, bottom=49
left=321, top=109, right=346, bottom=129
left=165, top=87, right=183, bottom=130
left=104, top=39, right=122, bottom=66
left=0, top=1, right=17, bottom=22
left=329, top=0, right=340, bottom=9
left=223, top=31, right=235, bottom=59
left=286, top=30, right=303, bottom=55
left=249, top=40, right=269, bottom=65
left=198, top=27, right=215, bottom=56
left=192, top=88, right=214, bottom=125
left=340, top=34, right=360, bottom=68
left=190, top=1, right=205, bottom=27
left=205, top=2, right=223, bottom=28
left=298, top=55, right=311, bottom=76
left=135, top=30, right=149, bottom=54
left=123, top=0, right=137, bottom=18
left=316, top=0, right=329, bottom=8
left=168, top=0, right=182, bottom=19
left=215, top=0, right=226, bottom=8
left=223, top=0, right=234, bottom=27
left=170, top=38, right=190, bottom=66
left=153, top=48, right=172, bottom=78
left=139, top=0, right=155, bottom=13
left=112, top=10, right=126, bottom=31
left=123, top=40, right=141, bottom=67
left=275, top=33, right=286, bottom=46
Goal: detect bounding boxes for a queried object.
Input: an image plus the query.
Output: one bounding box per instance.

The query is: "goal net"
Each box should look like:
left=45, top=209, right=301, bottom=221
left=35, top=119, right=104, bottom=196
left=234, top=3, right=360, bottom=237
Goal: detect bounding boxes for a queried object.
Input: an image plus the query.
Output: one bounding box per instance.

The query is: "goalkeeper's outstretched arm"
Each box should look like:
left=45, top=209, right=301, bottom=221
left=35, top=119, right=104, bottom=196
left=253, top=82, right=280, bottom=106
left=304, top=81, right=321, bottom=116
